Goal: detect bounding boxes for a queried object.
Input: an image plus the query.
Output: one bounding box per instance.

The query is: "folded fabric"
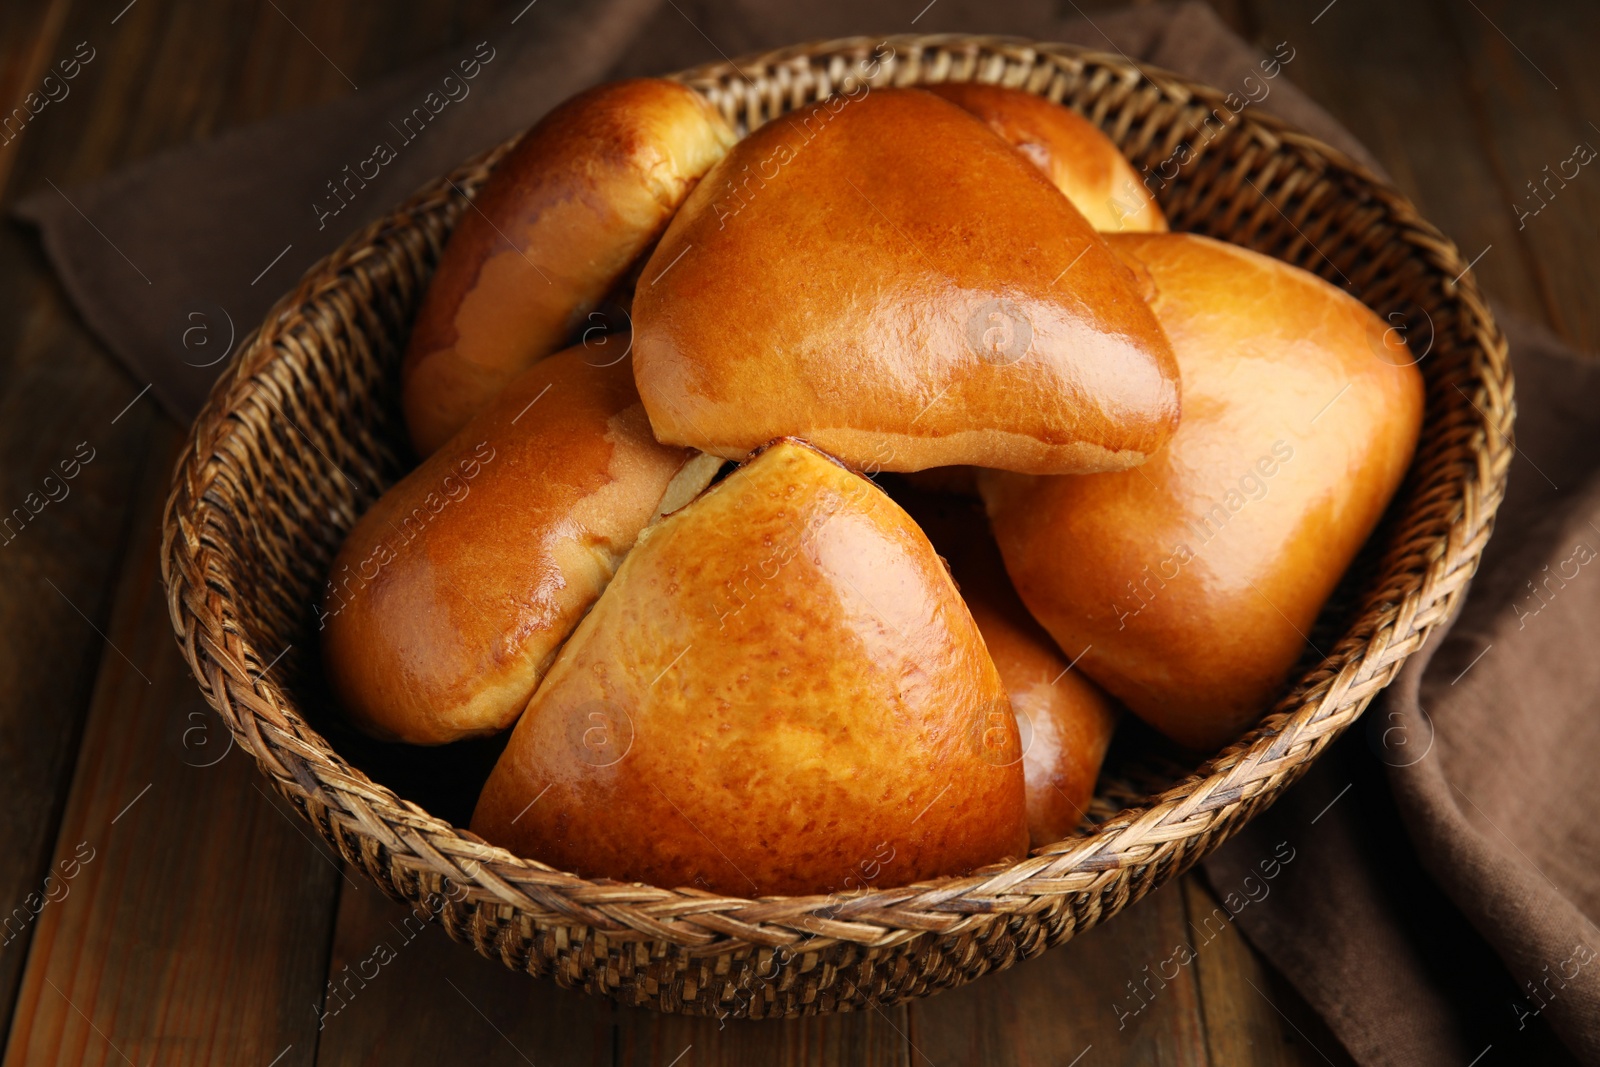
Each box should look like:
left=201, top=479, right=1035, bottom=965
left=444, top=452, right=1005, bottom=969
left=1206, top=317, right=1600, bottom=1066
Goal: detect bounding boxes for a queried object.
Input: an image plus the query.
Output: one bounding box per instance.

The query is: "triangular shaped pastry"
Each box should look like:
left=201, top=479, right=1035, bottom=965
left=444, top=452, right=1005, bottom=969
left=982, top=234, right=1424, bottom=751
left=900, top=487, right=1119, bottom=849
left=632, top=87, right=1180, bottom=475
left=472, top=440, right=1029, bottom=896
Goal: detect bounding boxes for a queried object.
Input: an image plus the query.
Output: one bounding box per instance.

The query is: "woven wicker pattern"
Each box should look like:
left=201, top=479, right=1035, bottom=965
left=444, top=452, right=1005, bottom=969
left=160, top=35, right=1512, bottom=1018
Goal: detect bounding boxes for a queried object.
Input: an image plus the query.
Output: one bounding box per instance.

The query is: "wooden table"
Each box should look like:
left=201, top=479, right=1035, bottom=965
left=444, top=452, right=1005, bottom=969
left=0, top=0, right=1592, bottom=1063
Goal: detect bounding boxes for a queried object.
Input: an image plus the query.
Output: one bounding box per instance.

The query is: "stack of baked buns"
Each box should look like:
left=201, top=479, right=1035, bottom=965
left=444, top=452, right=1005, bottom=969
left=321, top=78, right=1423, bottom=897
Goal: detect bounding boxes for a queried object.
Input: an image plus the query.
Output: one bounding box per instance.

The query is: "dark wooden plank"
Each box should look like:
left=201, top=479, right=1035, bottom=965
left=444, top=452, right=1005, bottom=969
left=0, top=0, right=71, bottom=195
left=614, top=985, right=909, bottom=1066
left=1433, top=0, right=1600, bottom=350
left=0, top=272, right=155, bottom=1045
left=0, top=296, right=156, bottom=1045
left=0, top=0, right=516, bottom=1054
left=0, top=0, right=179, bottom=1028
left=1239, top=0, right=1554, bottom=331
left=1, top=426, right=344, bottom=1067
left=0, top=0, right=372, bottom=1041
left=315, top=845, right=909, bottom=1067
left=312, top=877, right=616, bottom=1067
left=907, top=881, right=1208, bottom=1067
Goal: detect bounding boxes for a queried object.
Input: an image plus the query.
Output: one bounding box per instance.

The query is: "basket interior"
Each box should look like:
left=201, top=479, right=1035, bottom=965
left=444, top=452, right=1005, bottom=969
left=181, top=38, right=1502, bottom=892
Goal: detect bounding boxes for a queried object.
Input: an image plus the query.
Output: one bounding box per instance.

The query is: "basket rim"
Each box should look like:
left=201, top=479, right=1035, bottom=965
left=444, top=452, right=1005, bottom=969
left=160, top=34, right=1512, bottom=953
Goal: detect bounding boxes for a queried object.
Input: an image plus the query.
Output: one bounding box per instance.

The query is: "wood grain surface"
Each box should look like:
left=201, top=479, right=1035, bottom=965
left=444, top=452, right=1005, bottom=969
left=0, top=0, right=1592, bottom=1063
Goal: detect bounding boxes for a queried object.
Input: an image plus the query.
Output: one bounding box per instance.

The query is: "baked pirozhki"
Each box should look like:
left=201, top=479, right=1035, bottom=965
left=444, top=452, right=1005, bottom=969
left=320, top=78, right=1429, bottom=896
left=901, top=487, right=1119, bottom=848
left=982, top=233, right=1424, bottom=752
left=401, top=79, right=735, bottom=457
left=631, top=87, right=1180, bottom=476
left=927, top=82, right=1167, bottom=233
left=323, top=343, right=720, bottom=745
left=471, top=441, right=1029, bottom=896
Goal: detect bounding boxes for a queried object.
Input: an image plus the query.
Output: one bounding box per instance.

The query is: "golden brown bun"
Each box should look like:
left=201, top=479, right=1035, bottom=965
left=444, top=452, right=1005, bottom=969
left=472, top=440, right=1029, bottom=896
left=632, top=87, right=1180, bottom=476
left=322, top=343, right=715, bottom=745
left=926, top=82, right=1167, bottom=233
left=979, top=591, right=1119, bottom=848
left=401, top=79, right=736, bottom=457
left=982, top=234, right=1425, bottom=751
left=899, top=488, right=1117, bottom=849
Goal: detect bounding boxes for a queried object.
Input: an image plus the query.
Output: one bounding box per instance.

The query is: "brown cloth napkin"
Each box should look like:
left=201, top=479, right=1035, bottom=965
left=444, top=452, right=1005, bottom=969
left=1205, top=321, right=1600, bottom=1067
left=13, top=1, right=1599, bottom=1063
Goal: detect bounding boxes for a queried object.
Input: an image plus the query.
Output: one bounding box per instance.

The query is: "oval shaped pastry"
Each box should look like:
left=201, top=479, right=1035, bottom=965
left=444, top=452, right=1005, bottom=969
left=632, top=87, right=1179, bottom=476
left=900, top=487, right=1118, bottom=849
left=984, top=591, right=1119, bottom=848
left=322, top=342, right=721, bottom=745
left=472, top=440, right=1029, bottom=897
left=401, top=78, right=736, bottom=457
left=926, top=82, right=1167, bottom=233
left=982, top=234, right=1424, bottom=752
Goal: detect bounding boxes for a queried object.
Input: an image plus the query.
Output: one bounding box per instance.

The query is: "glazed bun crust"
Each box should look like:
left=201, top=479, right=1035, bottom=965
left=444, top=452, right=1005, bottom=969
left=983, top=234, right=1424, bottom=752
left=926, top=82, right=1167, bottom=233
left=632, top=87, right=1179, bottom=476
left=975, top=592, right=1118, bottom=848
left=472, top=441, right=1029, bottom=897
left=901, top=488, right=1117, bottom=849
left=401, top=79, right=735, bottom=457
left=323, top=344, right=708, bottom=746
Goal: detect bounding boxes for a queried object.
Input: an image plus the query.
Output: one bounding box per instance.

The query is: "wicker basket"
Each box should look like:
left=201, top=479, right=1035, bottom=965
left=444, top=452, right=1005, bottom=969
left=160, top=34, right=1512, bottom=1018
